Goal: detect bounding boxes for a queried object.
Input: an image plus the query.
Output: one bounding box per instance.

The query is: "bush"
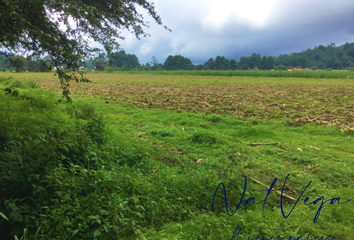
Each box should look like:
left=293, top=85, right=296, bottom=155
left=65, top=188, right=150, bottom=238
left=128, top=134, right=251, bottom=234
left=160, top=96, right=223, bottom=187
left=73, top=102, right=96, bottom=120
left=7, top=79, right=26, bottom=88
left=274, top=65, right=288, bottom=71
left=105, top=67, right=114, bottom=73
left=0, top=76, right=14, bottom=84
left=0, top=92, right=159, bottom=238
left=0, top=78, right=38, bottom=89
left=25, top=81, right=38, bottom=89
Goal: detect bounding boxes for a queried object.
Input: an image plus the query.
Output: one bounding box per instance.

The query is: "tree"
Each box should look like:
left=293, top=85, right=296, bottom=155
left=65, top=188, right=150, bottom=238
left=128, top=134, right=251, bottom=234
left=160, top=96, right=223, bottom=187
left=39, top=59, right=51, bottom=72
left=195, top=64, right=204, bottom=70
left=110, top=51, right=140, bottom=69
left=275, top=65, right=288, bottom=71
left=27, top=59, right=40, bottom=72
left=9, top=56, right=26, bottom=72
left=0, top=55, right=10, bottom=69
left=249, top=53, right=261, bottom=69
left=230, top=59, right=238, bottom=70
left=289, top=58, right=299, bottom=68
left=150, top=56, right=160, bottom=70
left=163, top=55, right=193, bottom=70
left=142, top=64, right=151, bottom=71
left=95, top=60, right=107, bottom=71
left=215, top=56, right=231, bottom=70
left=326, top=56, right=342, bottom=69
left=204, top=58, right=216, bottom=70
left=261, top=56, right=275, bottom=70
left=0, top=0, right=169, bottom=100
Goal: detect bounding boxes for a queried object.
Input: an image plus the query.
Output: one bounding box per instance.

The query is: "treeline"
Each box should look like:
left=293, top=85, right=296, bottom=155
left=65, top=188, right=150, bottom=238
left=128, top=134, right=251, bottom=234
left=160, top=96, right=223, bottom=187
left=0, top=55, right=53, bottom=72
left=108, top=42, right=354, bottom=71
left=275, top=42, right=354, bottom=70
left=2, top=42, right=354, bottom=72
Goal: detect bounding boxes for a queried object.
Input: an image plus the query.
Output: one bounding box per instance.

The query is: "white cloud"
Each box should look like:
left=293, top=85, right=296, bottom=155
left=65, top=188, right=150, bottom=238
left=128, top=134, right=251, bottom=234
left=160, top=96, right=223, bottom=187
left=204, top=0, right=277, bottom=30
left=105, top=0, right=354, bottom=64
left=140, top=43, right=153, bottom=55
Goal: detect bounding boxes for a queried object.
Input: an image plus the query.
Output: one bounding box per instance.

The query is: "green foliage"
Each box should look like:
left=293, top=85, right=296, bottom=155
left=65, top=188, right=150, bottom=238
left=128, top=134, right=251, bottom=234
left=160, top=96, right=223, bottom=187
left=208, top=115, right=223, bottom=123
left=150, top=130, right=173, bottom=138
left=0, top=0, right=168, bottom=101
left=275, top=65, right=288, bottom=71
left=149, top=56, right=163, bottom=70
left=0, top=76, right=37, bottom=89
left=0, top=83, right=242, bottom=239
left=109, top=51, right=140, bottom=69
left=214, top=56, right=232, bottom=70
left=120, top=69, right=354, bottom=79
left=204, top=58, right=216, bottom=70
left=26, top=58, right=52, bottom=72
left=142, top=65, right=151, bottom=71
left=105, top=67, right=115, bottom=73
left=7, top=79, right=26, bottom=88
left=239, top=53, right=271, bottom=70
left=191, top=130, right=218, bottom=145
left=73, top=102, right=96, bottom=120
left=0, top=89, right=147, bottom=238
left=0, top=76, right=12, bottom=83
left=9, top=56, right=26, bottom=73
left=85, top=113, right=107, bottom=146
left=25, top=81, right=38, bottom=89
left=95, top=60, right=107, bottom=71
left=1, top=77, right=354, bottom=239
left=163, top=55, right=194, bottom=70
left=276, top=42, right=354, bottom=69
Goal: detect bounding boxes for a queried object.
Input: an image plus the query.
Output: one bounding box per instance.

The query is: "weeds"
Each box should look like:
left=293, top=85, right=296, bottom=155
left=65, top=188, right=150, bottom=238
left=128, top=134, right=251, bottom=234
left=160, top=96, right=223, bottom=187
left=0, top=76, right=353, bottom=239
left=122, top=69, right=354, bottom=79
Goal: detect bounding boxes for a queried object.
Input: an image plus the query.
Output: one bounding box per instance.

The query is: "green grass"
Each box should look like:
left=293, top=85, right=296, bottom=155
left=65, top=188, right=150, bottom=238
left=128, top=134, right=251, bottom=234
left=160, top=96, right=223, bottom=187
left=118, top=69, right=354, bottom=79
left=0, top=75, right=353, bottom=239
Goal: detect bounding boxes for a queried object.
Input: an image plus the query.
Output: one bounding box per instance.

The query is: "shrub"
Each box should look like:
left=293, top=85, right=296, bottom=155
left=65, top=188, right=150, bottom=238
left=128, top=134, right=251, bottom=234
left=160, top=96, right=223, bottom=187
left=25, top=81, right=38, bottom=89
left=274, top=65, right=288, bottom=71
left=105, top=67, right=114, bottom=73
left=8, top=79, right=26, bottom=88
left=0, top=78, right=38, bottom=90
left=0, top=76, right=14, bottom=83
left=75, top=102, right=96, bottom=120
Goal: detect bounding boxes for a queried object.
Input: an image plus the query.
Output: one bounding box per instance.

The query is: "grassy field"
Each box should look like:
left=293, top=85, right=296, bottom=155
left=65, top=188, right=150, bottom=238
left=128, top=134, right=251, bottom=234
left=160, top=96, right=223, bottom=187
left=118, top=69, right=354, bottom=79
left=0, top=72, right=353, bottom=239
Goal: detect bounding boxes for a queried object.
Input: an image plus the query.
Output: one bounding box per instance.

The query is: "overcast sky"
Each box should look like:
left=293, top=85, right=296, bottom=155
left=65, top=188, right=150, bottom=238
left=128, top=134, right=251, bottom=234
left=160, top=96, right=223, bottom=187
left=113, top=0, right=354, bottom=65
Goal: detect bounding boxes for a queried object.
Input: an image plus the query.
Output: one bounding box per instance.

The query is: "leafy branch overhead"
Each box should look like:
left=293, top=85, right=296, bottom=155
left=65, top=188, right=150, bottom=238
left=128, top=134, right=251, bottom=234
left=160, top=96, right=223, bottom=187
left=0, top=0, right=170, bottom=100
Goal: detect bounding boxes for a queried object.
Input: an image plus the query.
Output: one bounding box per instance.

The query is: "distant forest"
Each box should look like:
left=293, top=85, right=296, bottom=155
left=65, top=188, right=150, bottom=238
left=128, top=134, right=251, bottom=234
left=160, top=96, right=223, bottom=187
left=1, top=42, right=354, bottom=72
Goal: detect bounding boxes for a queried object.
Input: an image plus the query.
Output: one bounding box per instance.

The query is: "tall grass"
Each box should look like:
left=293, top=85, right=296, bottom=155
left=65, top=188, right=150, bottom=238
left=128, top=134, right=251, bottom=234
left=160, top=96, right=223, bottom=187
left=1, top=78, right=353, bottom=239
left=120, top=69, right=354, bottom=79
